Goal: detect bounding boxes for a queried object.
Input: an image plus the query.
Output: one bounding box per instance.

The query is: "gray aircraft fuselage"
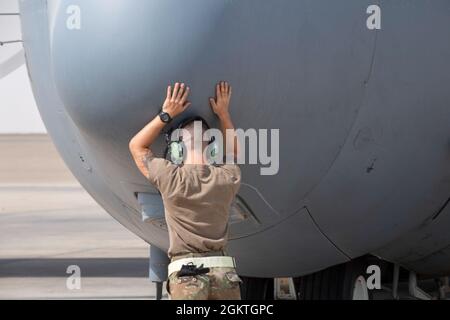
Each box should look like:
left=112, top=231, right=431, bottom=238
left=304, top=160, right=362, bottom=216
left=18, top=0, right=450, bottom=277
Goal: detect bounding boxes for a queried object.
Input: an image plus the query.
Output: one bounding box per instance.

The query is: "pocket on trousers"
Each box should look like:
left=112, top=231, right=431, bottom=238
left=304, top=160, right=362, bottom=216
left=225, top=271, right=243, bottom=285
left=178, top=276, right=196, bottom=285
left=177, top=275, right=207, bottom=289
left=169, top=274, right=209, bottom=300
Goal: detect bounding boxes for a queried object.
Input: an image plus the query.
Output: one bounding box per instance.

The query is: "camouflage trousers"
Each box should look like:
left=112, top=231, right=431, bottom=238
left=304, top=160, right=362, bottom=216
left=167, top=266, right=242, bottom=300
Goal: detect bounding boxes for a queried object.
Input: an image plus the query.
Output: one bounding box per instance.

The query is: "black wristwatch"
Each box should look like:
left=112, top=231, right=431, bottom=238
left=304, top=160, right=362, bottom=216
left=159, top=111, right=172, bottom=123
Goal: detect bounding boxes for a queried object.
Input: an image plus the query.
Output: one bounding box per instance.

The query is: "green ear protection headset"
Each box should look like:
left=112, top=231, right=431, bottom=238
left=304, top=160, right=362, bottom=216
left=164, top=116, right=219, bottom=165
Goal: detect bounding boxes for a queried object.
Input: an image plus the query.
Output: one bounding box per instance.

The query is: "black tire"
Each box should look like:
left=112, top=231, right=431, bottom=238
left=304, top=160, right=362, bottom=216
left=240, top=276, right=274, bottom=300
left=298, top=257, right=373, bottom=300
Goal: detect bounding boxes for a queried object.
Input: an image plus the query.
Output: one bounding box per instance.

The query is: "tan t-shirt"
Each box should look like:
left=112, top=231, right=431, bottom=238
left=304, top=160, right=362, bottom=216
left=146, top=157, right=241, bottom=258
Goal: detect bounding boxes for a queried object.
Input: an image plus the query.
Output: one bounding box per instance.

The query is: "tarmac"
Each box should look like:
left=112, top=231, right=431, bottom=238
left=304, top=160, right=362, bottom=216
left=0, top=134, right=163, bottom=299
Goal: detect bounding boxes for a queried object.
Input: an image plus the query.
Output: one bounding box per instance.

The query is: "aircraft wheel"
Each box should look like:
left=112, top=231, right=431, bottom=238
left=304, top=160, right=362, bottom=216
left=240, top=276, right=274, bottom=300
left=298, top=257, right=373, bottom=300
left=352, top=275, right=370, bottom=300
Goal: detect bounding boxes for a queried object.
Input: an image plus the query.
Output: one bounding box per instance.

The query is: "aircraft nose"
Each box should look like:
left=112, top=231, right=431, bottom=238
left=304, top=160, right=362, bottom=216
left=50, top=0, right=226, bottom=139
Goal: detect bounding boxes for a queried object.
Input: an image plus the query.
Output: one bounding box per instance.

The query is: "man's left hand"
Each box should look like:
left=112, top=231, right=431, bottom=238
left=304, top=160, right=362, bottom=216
left=162, top=82, right=191, bottom=118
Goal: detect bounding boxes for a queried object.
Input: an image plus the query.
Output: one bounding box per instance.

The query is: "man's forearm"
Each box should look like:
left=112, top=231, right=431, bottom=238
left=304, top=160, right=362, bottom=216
left=219, top=112, right=239, bottom=161
left=129, top=115, right=166, bottom=152
left=129, top=115, right=166, bottom=178
left=129, top=82, right=190, bottom=179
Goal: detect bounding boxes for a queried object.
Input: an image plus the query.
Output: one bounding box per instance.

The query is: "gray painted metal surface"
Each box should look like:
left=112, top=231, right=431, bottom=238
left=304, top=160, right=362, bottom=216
left=149, top=246, right=169, bottom=283
left=18, top=0, right=450, bottom=277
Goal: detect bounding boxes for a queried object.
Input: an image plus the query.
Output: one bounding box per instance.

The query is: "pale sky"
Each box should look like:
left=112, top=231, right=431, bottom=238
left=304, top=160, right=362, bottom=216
left=0, top=0, right=46, bottom=134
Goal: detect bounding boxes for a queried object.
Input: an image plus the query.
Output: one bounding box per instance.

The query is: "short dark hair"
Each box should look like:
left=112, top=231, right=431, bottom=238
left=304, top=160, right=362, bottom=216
left=181, top=119, right=209, bottom=131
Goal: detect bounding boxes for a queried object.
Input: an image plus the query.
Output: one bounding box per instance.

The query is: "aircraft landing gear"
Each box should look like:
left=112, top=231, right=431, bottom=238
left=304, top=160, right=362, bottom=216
left=240, top=257, right=375, bottom=300
left=148, top=246, right=170, bottom=300
left=297, top=256, right=375, bottom=300
left=240, top=276, right=274, bottom=300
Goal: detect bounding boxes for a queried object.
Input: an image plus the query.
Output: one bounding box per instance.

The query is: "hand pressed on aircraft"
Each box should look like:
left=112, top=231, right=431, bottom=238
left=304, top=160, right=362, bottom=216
left=162, top=82, right=191, bottom=118
left=209, top=81, right=232, bottom=119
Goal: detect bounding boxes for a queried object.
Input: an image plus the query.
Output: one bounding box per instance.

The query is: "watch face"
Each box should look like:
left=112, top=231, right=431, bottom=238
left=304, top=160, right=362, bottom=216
left=160, top=112, right=170, bottom=123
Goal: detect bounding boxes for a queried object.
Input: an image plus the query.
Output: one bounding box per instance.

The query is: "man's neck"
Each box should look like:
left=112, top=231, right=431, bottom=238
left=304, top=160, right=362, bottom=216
left=184, top=152, right=206, bottom=165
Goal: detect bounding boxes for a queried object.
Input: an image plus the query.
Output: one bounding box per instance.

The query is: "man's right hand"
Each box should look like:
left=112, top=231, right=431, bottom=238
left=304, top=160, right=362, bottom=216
left=162, top=82, right=191, bottom=118
left=209, top=81, right=232, bottom=119
left=209, top=81, right=239, bottom=162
